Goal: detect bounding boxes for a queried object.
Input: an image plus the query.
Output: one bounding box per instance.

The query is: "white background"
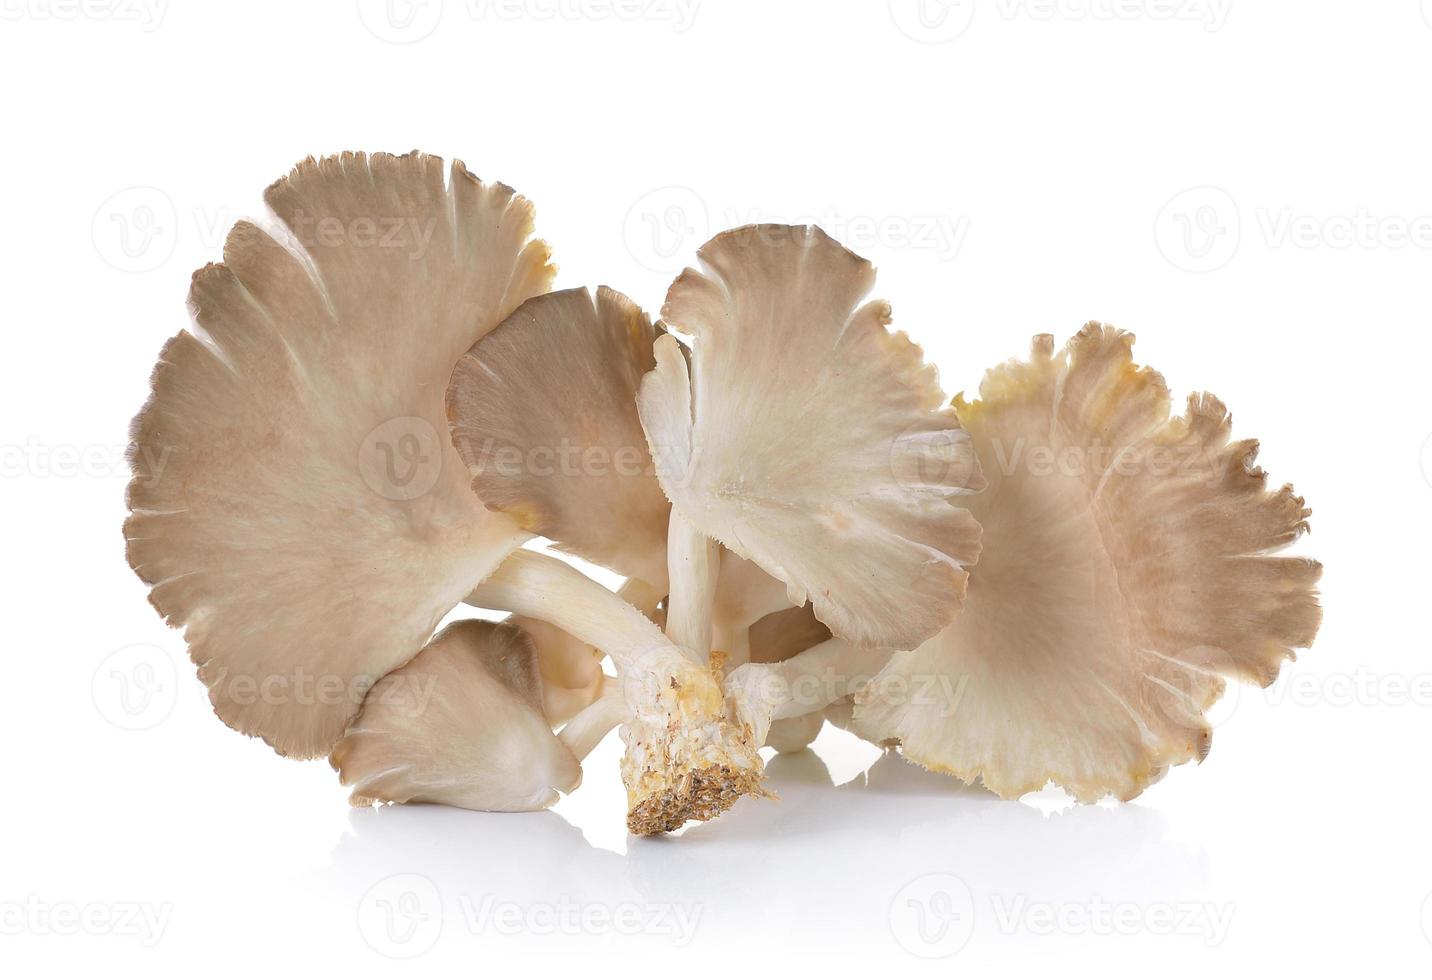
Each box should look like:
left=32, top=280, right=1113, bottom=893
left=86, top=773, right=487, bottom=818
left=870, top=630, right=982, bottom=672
left=2, top=0, right=1429, bottom=974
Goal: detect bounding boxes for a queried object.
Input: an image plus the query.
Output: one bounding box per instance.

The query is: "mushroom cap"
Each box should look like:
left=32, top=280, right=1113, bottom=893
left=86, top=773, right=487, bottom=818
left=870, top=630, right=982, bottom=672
left=854, top=324, right=1323, bottom=802
left=125, top=152, right=553, bottom=759
left=639, top=225, right=984, bottom=651
left=508, top=614, right=605, bottom=726
left=447, top=286, right=671, bottom=586
left=331, top=620, right=581, bottom=811
left=747, top=604, right=832, bottom=665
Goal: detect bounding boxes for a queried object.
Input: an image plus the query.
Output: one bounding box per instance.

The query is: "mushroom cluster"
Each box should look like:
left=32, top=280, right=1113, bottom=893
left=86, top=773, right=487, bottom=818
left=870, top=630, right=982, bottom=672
left=126, top=151, right=1321, bottom=834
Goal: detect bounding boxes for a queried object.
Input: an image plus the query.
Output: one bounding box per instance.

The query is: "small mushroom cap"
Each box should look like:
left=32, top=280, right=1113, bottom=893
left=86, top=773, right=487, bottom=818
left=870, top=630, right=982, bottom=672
left=640, top=225, right=984, bottom=651
left=747, top=604, right=832, bottom=665
left=447, top=286, right=672, bottom=586
left=125, top=152, right=553, bottom=759
left=331, top=620, right=581, bottom=811
left=508, top=614, right=605, bottom=726
left=854, top=324, right=1323, bottom=802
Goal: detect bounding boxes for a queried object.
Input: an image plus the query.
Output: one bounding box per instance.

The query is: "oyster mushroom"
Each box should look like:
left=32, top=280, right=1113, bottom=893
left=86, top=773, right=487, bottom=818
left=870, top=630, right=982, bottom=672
left=466, top=549, right=767, bottom=833
left=444, top=286, right=770, bottom=832
left=331, top=620, right=581, bottom=810
left=449, top=227, right=984, bottom=832
left=125, top=151, right=553, bottom=759
left=634, top=224, right=985, bottom=828
left=638, top=224, right=986, bottom=653
left=447, top=286, right=673, bottom=588
left=635, top=224, right=985, bottom=768
left=851, top=325, right=1324, bottom=802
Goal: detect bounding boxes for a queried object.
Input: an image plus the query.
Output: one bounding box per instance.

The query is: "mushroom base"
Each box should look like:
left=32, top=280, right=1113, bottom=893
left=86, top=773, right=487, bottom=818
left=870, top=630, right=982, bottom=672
left=626, top=760, right=767, bottom=835
left=618, top=658, right=768, bottom=834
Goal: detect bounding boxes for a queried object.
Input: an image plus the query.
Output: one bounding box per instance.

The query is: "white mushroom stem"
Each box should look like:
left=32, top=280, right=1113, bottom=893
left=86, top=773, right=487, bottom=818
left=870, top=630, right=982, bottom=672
left=725, top=638, right=896, bottom=745
left=467, top=548, right=766, bottom=833
left=557, top=681, right=626, bottom=761
left=468, top=549, right=688, bottom=678
left=663, top=509, right=721, bottom=659
left=617, top=577, right=665, bottom=620
left=710, top=553, right=794, bottom=668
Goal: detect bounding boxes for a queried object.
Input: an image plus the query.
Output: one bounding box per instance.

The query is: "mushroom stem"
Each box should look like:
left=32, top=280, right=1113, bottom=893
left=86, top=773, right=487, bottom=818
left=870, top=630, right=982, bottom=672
left=468, top=549, right=679, bottom=673
left=664, top=510, right=720, bottom=660
left=467, top=548, right=767, bottom=833
left=557, top=682, right=626, bottom=761
left=725, top=638, right=895, bottom=745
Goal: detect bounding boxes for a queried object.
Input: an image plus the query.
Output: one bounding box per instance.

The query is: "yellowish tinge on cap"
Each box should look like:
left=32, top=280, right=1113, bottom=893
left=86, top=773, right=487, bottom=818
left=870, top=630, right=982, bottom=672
left=855, top=323, right=1323, bottom=802
left=447, top=286, right=672, bottom=587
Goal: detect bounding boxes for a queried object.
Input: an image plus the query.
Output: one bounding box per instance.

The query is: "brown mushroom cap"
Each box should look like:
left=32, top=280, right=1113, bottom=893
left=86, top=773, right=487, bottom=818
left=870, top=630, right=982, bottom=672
left=447, top=286, right=672, bottom=586
left=854, top=324, right=1323, bottom=802
left=331, top=620, right=580, bottom=811
left=125, top=152, right=553, bottom=759
left=640, top=225, right=985, bottom=651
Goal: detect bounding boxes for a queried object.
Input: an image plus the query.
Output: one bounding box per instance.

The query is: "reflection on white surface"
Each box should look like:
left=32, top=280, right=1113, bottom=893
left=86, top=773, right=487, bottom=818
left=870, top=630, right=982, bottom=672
left=322, top=744, right=1209, bottom=955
